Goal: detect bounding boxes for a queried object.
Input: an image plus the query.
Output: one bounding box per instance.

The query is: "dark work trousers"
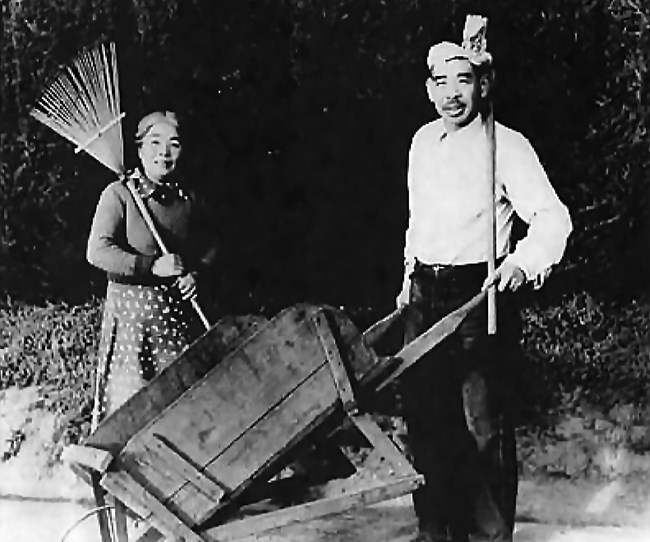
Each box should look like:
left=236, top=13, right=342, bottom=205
left=400, top=260, right=521, bottom=542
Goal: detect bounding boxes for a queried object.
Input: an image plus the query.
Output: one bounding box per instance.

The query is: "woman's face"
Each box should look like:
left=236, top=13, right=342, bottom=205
left=138, top=122, right=181, bottom=182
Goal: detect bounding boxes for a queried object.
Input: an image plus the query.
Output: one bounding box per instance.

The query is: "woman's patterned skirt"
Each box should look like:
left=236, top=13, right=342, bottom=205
left=97, top=282, right=190, bottom=416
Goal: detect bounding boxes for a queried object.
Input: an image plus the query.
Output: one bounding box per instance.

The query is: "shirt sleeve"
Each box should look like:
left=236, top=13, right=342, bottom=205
left=86, top=184, right=157, bottom=276
left=499, top=133, right=573, bottom=285
left=400, top=135, right=419, bottom=297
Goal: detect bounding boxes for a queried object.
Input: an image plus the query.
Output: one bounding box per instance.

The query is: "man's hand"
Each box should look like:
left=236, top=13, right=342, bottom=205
left=396, top=286, right=410, bottom=308
left=483, top=261, right=526, bottom=292
left=175, top=273, right=198, bottom=300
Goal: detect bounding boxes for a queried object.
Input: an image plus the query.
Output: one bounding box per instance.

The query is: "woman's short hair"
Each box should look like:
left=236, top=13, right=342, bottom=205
left=135, top=111, right=179, bottom=145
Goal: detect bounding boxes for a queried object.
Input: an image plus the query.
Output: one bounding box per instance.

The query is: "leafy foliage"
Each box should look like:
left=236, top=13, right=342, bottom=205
left=0, top=297, right=102, bottom=443
left=522, top=291, right=650, bottom=415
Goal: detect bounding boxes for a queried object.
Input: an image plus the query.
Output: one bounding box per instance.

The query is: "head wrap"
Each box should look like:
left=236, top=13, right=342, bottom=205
left=135, top=111, right=179, bottom=143
left=427, top=15, right=492, bottom=74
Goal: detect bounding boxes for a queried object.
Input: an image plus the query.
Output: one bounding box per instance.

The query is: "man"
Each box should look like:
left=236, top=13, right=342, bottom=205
left=396, top=41, right=572, bottom=542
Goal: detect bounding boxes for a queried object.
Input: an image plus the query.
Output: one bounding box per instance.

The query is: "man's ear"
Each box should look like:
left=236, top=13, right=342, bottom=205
left=479, top=71, right=494, bottom=100
left=425, top=78, right=436, bottom=103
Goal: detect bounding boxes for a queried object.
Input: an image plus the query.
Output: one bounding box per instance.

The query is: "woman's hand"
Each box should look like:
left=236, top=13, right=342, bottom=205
left=151, top=253, right=185, bottom=277
left=175, top=273, right=198, bottom=300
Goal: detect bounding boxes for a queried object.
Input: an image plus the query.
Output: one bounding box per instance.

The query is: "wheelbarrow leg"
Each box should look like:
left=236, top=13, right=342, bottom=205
left=114, top=498, right=129, bottom=542
left=312, top=309, right=423, bottom=480
left=92, top=473, right=116, bottom=542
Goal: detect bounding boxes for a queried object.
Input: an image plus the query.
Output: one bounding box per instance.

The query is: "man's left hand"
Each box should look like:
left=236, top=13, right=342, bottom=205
left=483, top=261, right=526, bottom=292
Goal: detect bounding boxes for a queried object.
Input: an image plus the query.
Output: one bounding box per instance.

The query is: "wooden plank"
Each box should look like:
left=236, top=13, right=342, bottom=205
left=348, top=413, right=418, bottom=478
left=62, top=444, right=113, bottom=473
left=87, top=315, right=268, bottom=454
left=91, top=473, right=114, bottom=542
left=204, top=475, right=422, bottom=541
left=101, top=471, right=205, bottom=542
left=147, top=435, right=226, bottom=502
left=311, top=311, right=358, bottom=413
left=114, top=499, right=129, bottom=542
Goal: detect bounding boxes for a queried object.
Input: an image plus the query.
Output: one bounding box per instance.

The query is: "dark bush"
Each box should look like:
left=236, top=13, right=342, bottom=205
left=1, top=0, right=649, bottom=306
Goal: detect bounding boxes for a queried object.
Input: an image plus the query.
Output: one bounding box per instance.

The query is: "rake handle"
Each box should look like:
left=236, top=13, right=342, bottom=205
left=486, top=102, right=497, bottom=335
left=126, top=179, right=211, bottom=331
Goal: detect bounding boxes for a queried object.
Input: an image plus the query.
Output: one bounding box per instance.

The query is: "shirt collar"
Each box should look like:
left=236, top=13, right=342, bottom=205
left=128, top=169, right=189, bottom=201
left=438, top=113, right=484, bottom=141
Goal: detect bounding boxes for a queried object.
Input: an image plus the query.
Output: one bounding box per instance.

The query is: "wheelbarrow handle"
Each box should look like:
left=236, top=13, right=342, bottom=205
left=375, top=289, right=487, bottom=391
left=362, top=305, right=408, bottom=347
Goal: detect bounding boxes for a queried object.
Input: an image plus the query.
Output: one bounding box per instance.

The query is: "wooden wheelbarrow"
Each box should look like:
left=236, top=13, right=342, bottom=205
left=63, top=291, right=486, bottom=542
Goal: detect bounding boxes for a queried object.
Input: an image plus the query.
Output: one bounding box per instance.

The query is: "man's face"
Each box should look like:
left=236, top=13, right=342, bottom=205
left=138, top=122, right=181, bottom=182
left=427, top=58, right=484, bottom=132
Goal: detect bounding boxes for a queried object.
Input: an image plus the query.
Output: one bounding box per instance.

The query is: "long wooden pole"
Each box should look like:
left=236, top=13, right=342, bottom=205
left=126, top=178, right=211, bottom=331
left=486, top=99, right=497, bottom=335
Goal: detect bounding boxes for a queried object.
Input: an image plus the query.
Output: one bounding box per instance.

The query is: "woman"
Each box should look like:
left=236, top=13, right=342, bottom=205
left=87, top=110, right=217, bottom=416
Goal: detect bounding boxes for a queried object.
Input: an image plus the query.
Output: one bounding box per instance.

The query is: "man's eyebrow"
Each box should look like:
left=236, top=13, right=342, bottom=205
left=431, top=74, right=447, bottom=81
left=457, top=71, right=473, bottom=77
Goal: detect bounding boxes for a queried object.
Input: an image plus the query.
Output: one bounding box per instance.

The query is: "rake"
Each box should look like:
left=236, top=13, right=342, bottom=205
left=30, top=41, right=125, bottom=174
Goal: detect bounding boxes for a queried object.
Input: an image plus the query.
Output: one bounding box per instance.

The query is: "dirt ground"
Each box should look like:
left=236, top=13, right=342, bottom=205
left=2, top=481, right=650, bottom=542
left=2, top=387, right=650, bottom=542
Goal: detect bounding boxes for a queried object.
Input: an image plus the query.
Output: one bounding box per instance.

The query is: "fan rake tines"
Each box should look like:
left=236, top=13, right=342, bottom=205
left=30, top=42, right=125, bottom=174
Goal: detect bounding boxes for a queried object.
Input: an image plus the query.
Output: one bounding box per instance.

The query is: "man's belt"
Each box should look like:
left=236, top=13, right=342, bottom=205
left=413, top=258, right=504, bottom=283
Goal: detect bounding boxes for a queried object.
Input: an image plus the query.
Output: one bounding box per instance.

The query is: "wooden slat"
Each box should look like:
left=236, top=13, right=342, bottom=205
left=321, top=307, right=378, bottom=381
left=205, top=475, right=422, bottom=541
left=146, top=436, right=226, bottom=501
left=312, top=311, right=358, bottom=413
left=102, top=471, right=205, bottom=542
left=348, top=413, right=418, bottom=478
left=114, top=499, right=129, bottom=542
left=91, top=473, right=114, bottom=542
left=62, top=444, right=113, bottom=473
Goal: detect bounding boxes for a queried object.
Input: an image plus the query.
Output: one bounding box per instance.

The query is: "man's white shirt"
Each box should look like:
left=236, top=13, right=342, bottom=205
left=402, top=114, right=572, bottom=294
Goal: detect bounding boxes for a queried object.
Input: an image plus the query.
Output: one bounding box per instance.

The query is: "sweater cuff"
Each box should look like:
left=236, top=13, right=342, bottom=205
left=133, top=254, right=157, bottom=276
